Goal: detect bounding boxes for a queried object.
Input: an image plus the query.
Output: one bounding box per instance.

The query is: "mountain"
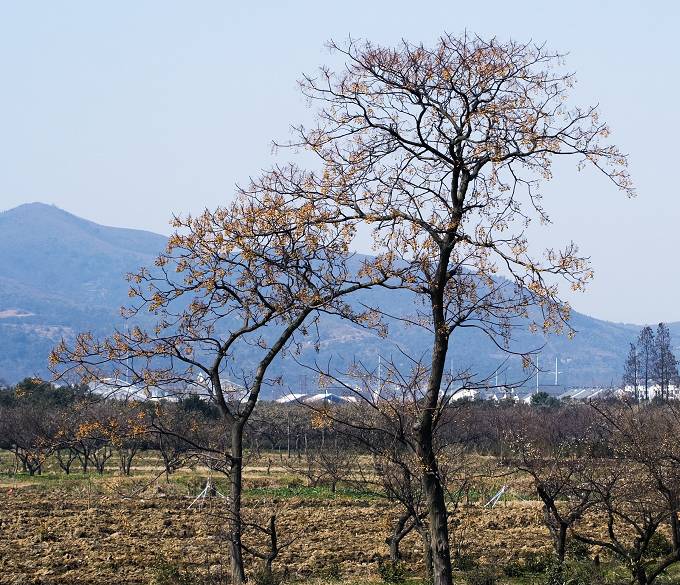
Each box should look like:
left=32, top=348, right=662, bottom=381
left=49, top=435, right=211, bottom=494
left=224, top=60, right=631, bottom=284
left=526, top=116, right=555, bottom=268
left=0, top=202, right=662, bottom=390
left=0, top=203, right=165, bottom=383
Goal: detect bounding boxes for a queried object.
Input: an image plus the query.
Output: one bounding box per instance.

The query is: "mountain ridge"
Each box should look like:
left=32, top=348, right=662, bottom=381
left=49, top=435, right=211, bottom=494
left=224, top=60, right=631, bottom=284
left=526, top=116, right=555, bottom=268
left=0, top=202, right=670, bottom=389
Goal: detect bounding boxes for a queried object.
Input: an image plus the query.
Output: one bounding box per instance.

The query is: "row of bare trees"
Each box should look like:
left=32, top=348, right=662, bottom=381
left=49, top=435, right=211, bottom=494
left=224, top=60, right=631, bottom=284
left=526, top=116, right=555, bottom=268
left=0, top=382, right=360, bottom=480
left=505, top=401, right=680, bottom=585
left=0, top=393, right=146, bottom=477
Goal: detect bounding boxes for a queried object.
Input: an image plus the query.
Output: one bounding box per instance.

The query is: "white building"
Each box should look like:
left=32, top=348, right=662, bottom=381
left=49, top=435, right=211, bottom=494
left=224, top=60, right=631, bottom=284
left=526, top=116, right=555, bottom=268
left=275, top=391, right=357, bottom=405
left=620, top=384, right=680, bottom=401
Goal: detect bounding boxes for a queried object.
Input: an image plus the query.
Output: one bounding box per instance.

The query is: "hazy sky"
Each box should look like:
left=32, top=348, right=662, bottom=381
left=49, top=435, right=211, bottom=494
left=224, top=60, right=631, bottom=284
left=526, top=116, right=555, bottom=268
left=0, top=1, right=676, bottom=325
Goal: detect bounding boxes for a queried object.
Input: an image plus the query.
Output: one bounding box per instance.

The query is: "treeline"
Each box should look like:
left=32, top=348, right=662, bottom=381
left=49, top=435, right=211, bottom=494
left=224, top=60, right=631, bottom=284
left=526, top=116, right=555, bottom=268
left=0, top=378, right=574, bottom=478
left=623, top=322, right=679, bottom=400
left=0, top=378, right=388, bottom=478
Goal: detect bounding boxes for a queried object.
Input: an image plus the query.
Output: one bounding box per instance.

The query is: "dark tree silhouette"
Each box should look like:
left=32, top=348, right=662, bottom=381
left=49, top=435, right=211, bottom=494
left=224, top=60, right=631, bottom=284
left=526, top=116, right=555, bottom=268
left=653, top=323, right=678, bottom=401
left=637, top=326, right=656, bottom=401
left=623, top=342, right=640, bottom=400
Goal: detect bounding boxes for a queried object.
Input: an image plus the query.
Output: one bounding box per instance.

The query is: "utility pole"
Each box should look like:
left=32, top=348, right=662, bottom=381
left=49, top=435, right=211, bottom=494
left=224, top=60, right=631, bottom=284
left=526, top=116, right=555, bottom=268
left=376, top=354, right=382, bottom=402
left=536, top=354, right=539, bottom=394
left=286, top=411, right=291, bottom=459
left=124, top=318, right=131, bottom=384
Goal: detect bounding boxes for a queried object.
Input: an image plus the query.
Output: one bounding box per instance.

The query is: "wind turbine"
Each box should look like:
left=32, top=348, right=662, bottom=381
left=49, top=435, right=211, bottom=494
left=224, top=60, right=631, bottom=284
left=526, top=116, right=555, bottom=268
left=554, top=356, right=564, bottom=385
left=535, top=354, right=539, bottom=394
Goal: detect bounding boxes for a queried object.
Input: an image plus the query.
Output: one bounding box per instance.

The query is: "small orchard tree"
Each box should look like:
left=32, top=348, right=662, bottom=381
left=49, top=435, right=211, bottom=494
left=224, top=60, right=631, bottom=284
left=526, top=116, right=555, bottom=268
left=505, top=404, right=595, bottom=563
left=305, top=355, right=488, bottom=578
left=266, top=33, right=632, bottom=585
left=50, top=193, right=389, bottom=584
left=574, top=401, right=680, bottom=585
left=2, top=403, right=55, bottom=475
left=110, top=401, right=148, bottom=476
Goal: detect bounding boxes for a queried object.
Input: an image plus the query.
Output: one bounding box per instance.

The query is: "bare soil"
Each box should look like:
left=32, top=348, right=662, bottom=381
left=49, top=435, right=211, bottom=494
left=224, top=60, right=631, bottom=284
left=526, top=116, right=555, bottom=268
left=0, top=483, right=550, bottom=585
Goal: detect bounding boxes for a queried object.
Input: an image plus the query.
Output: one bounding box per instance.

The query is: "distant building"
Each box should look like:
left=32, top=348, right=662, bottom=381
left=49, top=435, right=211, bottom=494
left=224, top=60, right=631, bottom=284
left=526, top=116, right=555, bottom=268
left=558, top=387, right=614, bottom=401
left=275, top=390, right=357, bottom=405
left=620, top=384, right=680, bottom=401
left=89, top=378, right=180, bottom=401
left=450, top=387, right=480, bottom=401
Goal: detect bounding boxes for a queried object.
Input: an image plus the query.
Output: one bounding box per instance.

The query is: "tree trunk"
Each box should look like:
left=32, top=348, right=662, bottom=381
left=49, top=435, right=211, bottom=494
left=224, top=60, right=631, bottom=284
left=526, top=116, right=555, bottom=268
left=120, top=449, right=136, bottom=476
left=229, top=424, right=247, bottom=585
left=416, top=295, right=453, bottom=585
left=15, top=449, right=26, bottom=473
left=671, top=512, right=680, bottom=553
left=418, top=523, right=434, bottom=580
left=77, top=450, right=89, bottom=474
left=421, top=462, right=452, bottom=585
left=557, top=522, right=568, bottom=563
left=388, top=512, right=410, bottom=562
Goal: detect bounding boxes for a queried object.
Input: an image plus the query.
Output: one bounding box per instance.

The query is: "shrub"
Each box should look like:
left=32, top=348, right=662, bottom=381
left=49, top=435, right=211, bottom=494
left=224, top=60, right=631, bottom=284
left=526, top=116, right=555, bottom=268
left=543, top=560, right=604, bottom=585
left=501, top=559, right=525, bottom=578
left=646, top=533, right=672, bottom=559
left=465, top=567, right=498, bottom=585
left=501, top=552, right=553, bottom=578
left=566, top=540, right=591, bottom=561
left=149, top=560, right=196, bottom=585
left=523, top=551, right=552, bottom=573
left=543, top=562, right=565, bottom=585
left=286, top=477, right=304, bottom=489
left=251, top=567, right=284, bottom=585
left=452, top=553, right=476, bottom=571
left=377, top=559, right=408, bottom=585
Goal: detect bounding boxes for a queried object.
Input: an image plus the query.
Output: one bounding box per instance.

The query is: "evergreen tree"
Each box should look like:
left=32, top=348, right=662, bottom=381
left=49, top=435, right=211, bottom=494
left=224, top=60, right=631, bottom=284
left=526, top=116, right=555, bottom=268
left=622, top=342, right=639, bottom=400
left=637, top=326, right=656, bottom=401
left=653, top=322, right=678, bottom=401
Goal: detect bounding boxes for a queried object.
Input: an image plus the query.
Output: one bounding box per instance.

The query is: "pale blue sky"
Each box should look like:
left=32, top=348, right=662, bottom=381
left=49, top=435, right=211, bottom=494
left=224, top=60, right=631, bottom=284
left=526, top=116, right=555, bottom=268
left=0, top=1, right=676, bottom=324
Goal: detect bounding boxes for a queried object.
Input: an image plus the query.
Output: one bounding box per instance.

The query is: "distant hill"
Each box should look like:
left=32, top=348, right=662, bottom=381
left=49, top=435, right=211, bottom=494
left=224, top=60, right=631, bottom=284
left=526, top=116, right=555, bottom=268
left=0, top=202, right=666, bottom=391
left=0, top=203, right=164, bottom=383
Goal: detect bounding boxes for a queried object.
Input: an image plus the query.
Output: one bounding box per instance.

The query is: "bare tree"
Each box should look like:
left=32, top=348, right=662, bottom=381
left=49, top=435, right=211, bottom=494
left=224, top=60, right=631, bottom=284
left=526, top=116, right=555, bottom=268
left=267, top=33, right=632, bottom=585
left=241, top=510, right=296, bottom=579
left=303, top=354, right=490, bottom=579
left=282, top=414, right=354, bottom=494
left=573, top=402, right=680, bottom=585
left=50, top=194, right=389, bottom=584
left=506, top=405, right=595, bottom=563
left=2, top=405, right=54, bottom=475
